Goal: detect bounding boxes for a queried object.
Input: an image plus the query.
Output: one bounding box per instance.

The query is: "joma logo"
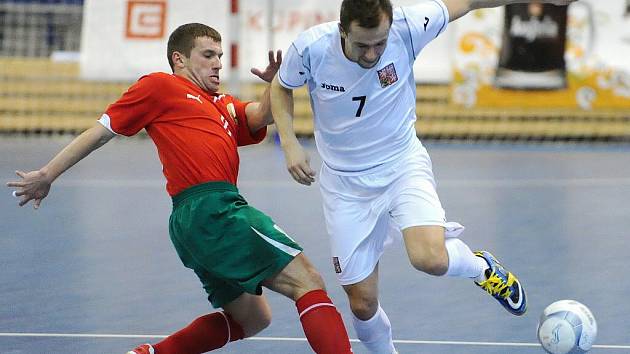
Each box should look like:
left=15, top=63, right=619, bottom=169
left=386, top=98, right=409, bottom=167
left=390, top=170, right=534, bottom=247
left=321, top=82, right=346, bottom=92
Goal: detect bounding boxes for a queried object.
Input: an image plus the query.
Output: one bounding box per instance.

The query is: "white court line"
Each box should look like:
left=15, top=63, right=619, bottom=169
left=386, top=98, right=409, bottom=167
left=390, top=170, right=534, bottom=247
left=440, top=178, right=630, bottom=188
left=53, top=177, right=630, bottom=188
left=0, top=333, right=629, bottom=350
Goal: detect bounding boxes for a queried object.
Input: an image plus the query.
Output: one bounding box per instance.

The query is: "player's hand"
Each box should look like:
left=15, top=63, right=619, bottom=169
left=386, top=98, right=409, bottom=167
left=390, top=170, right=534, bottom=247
left=282, top=141, right=316, bottom=186
left=250, top=50, right=282, bottom=83
left=6, top=170, right=52, bottom=209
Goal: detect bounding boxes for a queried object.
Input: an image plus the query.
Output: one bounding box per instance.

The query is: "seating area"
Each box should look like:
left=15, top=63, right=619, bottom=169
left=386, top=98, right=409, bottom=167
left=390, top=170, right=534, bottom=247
left=1, top=57, right=628, bottom=140
left=0, top=57, right=128, bottom=132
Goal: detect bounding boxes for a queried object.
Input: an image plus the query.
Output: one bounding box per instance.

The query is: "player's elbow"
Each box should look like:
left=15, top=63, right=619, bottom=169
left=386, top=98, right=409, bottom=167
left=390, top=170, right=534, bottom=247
left=87, top=123, right=116, bottom=149
left=96, top=132, right=115, bottom=146
left=256, top=113, right=274, bottom=129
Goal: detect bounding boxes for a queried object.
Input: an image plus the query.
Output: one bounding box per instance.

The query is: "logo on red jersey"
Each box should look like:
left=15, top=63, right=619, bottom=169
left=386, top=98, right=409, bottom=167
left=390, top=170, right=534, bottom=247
left=186, top=93, right=202, bottom=103
left=220, top=115, right=233, bottom=137
left=226, top=103, right=238, bottom=125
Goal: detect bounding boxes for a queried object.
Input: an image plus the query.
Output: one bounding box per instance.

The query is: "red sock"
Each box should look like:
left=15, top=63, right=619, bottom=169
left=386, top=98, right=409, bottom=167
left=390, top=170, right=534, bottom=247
left=296, top=290, right=353, bottom=354
left=153, top=312, right=244, bottom=354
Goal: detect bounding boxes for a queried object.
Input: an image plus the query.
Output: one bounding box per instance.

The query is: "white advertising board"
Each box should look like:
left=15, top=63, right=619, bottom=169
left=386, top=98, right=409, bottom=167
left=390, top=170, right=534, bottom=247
left=80, top=0, right=452, bottom=82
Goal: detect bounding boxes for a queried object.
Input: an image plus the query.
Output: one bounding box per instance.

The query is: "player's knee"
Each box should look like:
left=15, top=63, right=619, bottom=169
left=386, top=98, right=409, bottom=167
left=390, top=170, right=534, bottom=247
left=409, top=248, right=448, bottom=276
left=292, top=264, right=326, bottom=299
left=243, top=311, right=271, bottom=337
left=348, top=293, right=379, bottom=320
left=231, top=304, right=272, bottom=338
left=301, top=266, right=326, bottom=291
left=266, top=254, right=328, bottom=301
left=242, top=311, right=272, bottom=337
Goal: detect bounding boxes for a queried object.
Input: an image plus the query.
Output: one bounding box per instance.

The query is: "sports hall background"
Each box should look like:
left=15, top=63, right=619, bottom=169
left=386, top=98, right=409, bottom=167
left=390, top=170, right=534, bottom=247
left=1, top=0, right=630, bottom=353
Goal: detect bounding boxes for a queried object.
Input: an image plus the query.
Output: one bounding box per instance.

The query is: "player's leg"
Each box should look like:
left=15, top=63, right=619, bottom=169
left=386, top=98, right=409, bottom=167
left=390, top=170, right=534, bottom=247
left=318, top=163, right=398, bottom=354
left=262, top=252, right=353, bottom=354
left=169, top=183, right=351, bottom=353
left=149, top=310, right=246, bottom=353
left=402, top=225, right=486, bottom=278
left=402, top=225, right=526, bottom=315
left=394, top=146, right=526, bottom=315
left=401, top=213, right=527, bottom=316
left=133, top=293, right=271, bottom=354
left=342, top=265, right=397, bottom=354
left=126, top=267, right=270, bottom=354
left=126, top=183, right=283, bottom=354
left=223, top=292, right=272, bottom=337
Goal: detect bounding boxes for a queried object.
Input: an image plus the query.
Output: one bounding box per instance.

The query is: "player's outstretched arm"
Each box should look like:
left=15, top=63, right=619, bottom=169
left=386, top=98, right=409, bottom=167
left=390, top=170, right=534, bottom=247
left=246, top=50, right=283, bottom=133
left=443, top=0, right=577, bottom=22
left=6, top=122, right=115, bottom=209
left=270, top=76, right=316, bottom=186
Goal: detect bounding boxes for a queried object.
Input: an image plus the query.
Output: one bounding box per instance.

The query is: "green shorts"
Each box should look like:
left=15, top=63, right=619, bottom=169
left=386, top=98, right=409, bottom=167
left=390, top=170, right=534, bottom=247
left=169, top=181, right=303, bottom=308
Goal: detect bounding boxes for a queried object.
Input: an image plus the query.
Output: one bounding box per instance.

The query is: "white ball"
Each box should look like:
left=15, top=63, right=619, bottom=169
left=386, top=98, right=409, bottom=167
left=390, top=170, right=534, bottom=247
left=537, top=300, right=597, bottom=354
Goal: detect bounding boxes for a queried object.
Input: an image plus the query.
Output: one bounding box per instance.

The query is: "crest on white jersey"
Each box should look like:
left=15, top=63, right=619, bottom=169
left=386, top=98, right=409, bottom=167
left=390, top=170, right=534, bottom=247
left=377, top=63, right=398, bottom=88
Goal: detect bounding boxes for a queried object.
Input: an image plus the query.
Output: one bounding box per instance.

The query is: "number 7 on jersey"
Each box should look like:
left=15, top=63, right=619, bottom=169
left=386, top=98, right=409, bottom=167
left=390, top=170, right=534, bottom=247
left=352, top=96, right=367, bottom=117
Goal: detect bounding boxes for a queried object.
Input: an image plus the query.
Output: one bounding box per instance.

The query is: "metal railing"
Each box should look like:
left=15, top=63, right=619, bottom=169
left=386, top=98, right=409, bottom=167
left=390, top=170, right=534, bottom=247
left=0, top=1, right=83, bottom=57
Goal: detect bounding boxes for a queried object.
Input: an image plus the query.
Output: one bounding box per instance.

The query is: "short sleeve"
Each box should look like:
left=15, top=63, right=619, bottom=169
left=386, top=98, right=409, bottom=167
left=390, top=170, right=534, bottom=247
left=278, top=42, right=311, bottom=89
left=100, top=74, right=160, bottom=136
left=397, top=0, right=449, bottom=59
left=231, top=98, right=267, bottom=146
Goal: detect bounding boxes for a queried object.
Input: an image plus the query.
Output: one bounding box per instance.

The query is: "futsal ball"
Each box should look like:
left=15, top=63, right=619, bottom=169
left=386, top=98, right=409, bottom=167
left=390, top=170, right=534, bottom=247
left=537, top=300, right=597, bottom=354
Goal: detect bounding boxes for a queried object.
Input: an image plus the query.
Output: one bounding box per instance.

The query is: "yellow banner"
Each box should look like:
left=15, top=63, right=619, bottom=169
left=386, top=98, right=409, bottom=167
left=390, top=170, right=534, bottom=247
left=452, top=2, right=630, bottom=110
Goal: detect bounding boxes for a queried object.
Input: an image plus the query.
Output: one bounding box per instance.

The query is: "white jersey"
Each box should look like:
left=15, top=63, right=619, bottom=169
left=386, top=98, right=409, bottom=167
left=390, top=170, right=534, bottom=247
left=278, top=0, right=449, bottom=174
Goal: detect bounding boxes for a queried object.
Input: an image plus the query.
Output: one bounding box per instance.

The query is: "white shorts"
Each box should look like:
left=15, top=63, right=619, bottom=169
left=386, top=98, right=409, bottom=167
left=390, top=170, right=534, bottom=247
left=319, top=141, right=464, bottom=285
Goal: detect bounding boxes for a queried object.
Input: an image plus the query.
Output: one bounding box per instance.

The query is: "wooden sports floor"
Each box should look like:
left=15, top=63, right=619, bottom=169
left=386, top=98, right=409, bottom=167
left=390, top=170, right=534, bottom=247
left=2, top=137, right=630, bottom=353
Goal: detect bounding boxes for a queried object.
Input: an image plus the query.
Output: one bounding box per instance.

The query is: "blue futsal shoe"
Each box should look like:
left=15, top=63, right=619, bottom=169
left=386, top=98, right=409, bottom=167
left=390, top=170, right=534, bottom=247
left=474, top=251, right=527, bottom=316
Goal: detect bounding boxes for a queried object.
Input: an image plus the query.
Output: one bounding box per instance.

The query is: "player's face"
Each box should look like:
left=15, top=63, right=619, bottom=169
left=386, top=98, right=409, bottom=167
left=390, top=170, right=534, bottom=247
left=179, top=36, right=223, bottom=92
left=341, top=14, right=390, bottom=69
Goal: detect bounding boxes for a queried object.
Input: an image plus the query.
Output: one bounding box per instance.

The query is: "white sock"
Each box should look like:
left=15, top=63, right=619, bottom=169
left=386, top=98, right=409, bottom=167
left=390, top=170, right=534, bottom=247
left=444, top=238, right=488, bottom=281
left=352, top=305, right=396, bottom=354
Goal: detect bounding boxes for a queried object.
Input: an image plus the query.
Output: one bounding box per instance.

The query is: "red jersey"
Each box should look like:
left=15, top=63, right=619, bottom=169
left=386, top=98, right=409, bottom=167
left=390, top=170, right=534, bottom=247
left=100, top=72, right=267, bottom=196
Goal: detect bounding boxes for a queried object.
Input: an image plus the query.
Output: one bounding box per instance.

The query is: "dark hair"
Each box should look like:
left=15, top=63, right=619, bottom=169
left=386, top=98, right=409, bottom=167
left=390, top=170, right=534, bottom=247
left=167, top=23, right=221, bottom=70
left=340, top=0, right=393, bottom=33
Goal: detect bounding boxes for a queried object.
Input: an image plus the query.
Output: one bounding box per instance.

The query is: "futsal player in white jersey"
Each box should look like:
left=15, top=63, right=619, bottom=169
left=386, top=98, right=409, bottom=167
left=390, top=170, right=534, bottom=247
left=271, top=0, right=576, bottom=353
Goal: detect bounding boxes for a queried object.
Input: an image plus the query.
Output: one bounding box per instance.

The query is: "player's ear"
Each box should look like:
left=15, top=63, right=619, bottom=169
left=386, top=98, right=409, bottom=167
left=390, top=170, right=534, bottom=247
left=338, top=22, right=347, bottom=39
left=172, top=51, right=186, bottom=69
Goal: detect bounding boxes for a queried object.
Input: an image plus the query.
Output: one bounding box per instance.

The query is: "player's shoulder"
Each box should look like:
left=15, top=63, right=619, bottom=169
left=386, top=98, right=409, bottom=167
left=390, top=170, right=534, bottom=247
left=389, top=7, right=409, bottom=37
left=292, top=21, right=339, bottom=55
left=393, top=0, right=449, bottom=24
left=390, top=1, right=449, bottom=41
left=134, top=72, right=176, bottom=90
left=139, top=71, right=172, bottom=82
left=392, top=5, right=406, bottom=22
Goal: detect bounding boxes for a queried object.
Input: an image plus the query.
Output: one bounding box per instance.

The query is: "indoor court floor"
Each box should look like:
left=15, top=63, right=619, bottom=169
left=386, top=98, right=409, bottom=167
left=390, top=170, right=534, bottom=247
left=2, top=136, right=630, bottom=353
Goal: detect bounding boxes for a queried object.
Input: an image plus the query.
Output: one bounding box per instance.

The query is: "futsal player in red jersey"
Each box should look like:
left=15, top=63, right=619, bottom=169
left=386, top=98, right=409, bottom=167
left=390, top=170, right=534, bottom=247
left=7, top=23, right=353, bottom=354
